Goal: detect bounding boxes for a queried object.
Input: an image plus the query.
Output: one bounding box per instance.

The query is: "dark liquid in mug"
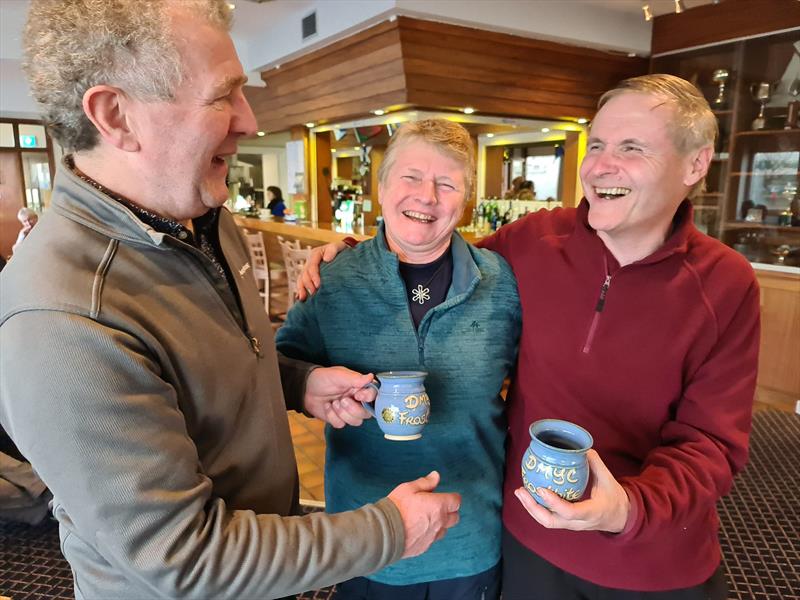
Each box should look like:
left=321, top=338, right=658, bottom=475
left=537, top=432, right=583, bottom=451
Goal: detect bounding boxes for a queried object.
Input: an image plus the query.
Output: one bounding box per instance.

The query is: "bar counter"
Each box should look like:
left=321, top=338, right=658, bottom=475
left=234, top=215, right=489, bottom=246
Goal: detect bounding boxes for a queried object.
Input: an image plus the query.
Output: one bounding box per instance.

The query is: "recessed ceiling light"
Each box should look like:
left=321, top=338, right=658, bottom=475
left=372, top=109, right=385, bottom=116
left=256, top=131, right=266, bottom=137
left=305, top=122, right=315, bottom=128
left=627, top=52, right=637, bottom=58
left=275, top=64, right=281, bottom=70
left=353, top=146, right=360, bottom=151
left=577, top=118, right=588, bottom=124
left=541, top=127, right=550, bottom=133
left=227, top=3, right=235, bottom=9
left=486, top=133, right=495, bottom=138
left=331, top=148, right=337, bottom=153
left=462, top=107, right=476, bottom=114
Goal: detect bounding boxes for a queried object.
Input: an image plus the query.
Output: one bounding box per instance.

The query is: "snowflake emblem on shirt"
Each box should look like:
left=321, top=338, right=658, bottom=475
left=411, top=284, right=431, bottom=305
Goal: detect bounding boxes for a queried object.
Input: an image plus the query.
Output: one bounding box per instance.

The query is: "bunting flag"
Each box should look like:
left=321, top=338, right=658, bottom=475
left=354, top=125, right=383, bottom=143
left=333, top=128, right=347, bottom=141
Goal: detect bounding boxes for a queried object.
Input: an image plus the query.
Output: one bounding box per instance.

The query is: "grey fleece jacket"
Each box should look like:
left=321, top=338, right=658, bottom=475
left=0, top=162, right=404, bottom=599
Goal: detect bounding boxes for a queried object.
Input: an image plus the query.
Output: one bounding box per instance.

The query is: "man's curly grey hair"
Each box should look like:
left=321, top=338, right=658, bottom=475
left=23, top=0, right=232, bottom=152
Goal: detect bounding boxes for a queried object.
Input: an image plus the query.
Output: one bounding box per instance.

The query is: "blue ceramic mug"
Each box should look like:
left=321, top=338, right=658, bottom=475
left=362, top=371, right=429, bottom=441
left=521, top=419, right=593, bottom=506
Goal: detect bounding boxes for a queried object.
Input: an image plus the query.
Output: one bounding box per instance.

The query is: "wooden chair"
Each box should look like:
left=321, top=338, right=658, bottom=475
left=244, top=232, right=271, bottom=314
left=277, top=236, right=312, bottom=310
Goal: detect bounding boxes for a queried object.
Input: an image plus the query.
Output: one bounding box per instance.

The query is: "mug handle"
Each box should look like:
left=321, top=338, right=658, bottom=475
left=360, top=381, right=381, bottom=417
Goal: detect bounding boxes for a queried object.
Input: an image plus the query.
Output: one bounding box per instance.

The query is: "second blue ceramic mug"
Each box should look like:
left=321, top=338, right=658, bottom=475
left=361, top=371, right=429, bottom=441
left=521, top=419, right=593, bottom=506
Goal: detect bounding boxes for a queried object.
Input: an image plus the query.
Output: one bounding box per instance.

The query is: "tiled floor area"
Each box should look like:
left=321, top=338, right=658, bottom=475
left=289, top=411, right=327, bottom=504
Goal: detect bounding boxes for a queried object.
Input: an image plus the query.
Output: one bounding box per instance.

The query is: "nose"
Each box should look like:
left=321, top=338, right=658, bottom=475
left=586, top=148, right=619, bottom=178
left=417, top=179, right=437, bottom=205
left=231, top=90, right=259, bottom=137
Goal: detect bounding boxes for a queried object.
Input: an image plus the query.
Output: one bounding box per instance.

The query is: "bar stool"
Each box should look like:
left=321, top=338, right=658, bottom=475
left=277, top=236, right=312, bottom=310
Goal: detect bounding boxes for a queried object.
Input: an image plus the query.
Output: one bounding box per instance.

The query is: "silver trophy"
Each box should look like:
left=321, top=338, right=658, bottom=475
left=750, top=82, right=775, bottom=130
left=711, top=69, right=729, bottom=107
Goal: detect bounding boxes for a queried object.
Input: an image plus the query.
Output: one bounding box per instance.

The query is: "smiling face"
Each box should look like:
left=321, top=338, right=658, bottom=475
left=379, top=140, right=467, bottom=263
left=126, top=8, right=257, bottom=222
left=580, top=92, right=710, bottom=261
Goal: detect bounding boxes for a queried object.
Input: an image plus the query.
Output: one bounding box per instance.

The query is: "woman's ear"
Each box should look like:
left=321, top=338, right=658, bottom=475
left=81, top=85, right=140, bottom=152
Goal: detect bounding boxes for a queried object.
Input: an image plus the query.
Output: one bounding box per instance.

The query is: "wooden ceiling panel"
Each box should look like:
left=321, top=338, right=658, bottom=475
left=250, top=16, right=647, bottom=131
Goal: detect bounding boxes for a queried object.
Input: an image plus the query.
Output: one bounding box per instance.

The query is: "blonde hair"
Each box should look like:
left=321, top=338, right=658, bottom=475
left=23, top=0, right=232, bottom=152
left=598, top=74, right=717, bottom=197
left=378, top=119, right=475, bottom=201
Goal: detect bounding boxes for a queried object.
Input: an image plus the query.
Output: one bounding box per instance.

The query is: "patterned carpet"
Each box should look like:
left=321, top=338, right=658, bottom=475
left=1, top=410, right=798, bottom=599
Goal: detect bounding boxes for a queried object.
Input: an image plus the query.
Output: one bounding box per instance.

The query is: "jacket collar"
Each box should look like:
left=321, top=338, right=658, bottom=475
left=371, top=224, right=481, bottom=298
left=51, top=158, right=176, bottom=247
left=570, top=197, right=695, bottom=270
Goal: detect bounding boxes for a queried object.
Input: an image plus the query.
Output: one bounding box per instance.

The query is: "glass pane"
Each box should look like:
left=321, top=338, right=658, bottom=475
left=0, top=123, right=14, bottom=147
left=18, top=124, right=48, bottom=149
left=21, top=152, right=52, bottom=212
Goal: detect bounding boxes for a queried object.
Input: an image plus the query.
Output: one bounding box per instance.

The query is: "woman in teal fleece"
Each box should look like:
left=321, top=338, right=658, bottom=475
left=276, top=119, right=520, bottom=600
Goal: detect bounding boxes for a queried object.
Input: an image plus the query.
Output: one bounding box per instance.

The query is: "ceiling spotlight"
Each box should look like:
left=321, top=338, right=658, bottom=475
left=227, top=3, right=235, bottom=9
left=486, top=133, right=495, bottom=138
left=372, top=109, right=385, bottom=116
left=353, top=146, right=360, bottom=151
left=462, top=107, right=476, bottom=114
left=256, top=131, right=266, bottom=137
left=642, top=3, right=653, bottom=21
left=577, top=118, right=588, bottom=124
left=305, top=122, right=315, bottom=128
left=674, top=0, right=685, bottom=13
left=541, top=127, right=550, bottom=133
left=331, top=148, right=337, bottom=153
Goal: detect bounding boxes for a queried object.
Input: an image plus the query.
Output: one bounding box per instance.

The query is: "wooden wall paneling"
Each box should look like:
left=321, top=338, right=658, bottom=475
left=315, top=131, right=333, bottom=224
left=754, top=269, right=800, bottom=408
left=560, top=130, right=583, bottom=208
left=407, top=89, right=591, bottom=121
left=336, top=156, right=353, bottom=181
left=484, top=146, right=505, bottom=198
left=250, top=16, right=647, bottom=132
left=652, top=0, right=800, bottom=56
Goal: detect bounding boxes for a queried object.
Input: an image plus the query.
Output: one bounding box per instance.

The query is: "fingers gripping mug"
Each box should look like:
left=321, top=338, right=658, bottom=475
left=361, top=371, right=430, bottom=441
left=521, top=419, right=593, bottom=505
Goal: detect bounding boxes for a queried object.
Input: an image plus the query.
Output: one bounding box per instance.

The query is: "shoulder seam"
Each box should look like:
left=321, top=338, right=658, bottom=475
left=91, top=239, right=119, bottom=319
left=681, top=258, right=720, bottom=343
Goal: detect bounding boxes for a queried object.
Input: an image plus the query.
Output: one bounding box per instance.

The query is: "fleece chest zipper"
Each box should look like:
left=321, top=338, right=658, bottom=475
left=582, top=255, right=613, bottom=354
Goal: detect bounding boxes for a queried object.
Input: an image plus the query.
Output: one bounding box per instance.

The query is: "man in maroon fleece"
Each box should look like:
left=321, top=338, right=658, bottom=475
left=483, top=74, right=758, bottom=599
left=298, top=74, right=759, bottom=599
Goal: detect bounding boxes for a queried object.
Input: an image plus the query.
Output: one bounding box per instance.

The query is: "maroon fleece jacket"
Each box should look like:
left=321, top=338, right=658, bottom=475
left=480, top=199, right=760, bottom=591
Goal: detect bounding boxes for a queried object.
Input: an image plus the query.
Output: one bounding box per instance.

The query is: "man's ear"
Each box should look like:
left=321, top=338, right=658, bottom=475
left=81, top=85, right=140, bottom=152
left=683, top=145, right=713, bottom=187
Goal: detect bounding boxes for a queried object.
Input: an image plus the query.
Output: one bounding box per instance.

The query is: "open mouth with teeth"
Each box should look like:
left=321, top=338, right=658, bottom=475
left=594, top=187, right=631, bottom=199
left=403, top=210, right=436, bottom=223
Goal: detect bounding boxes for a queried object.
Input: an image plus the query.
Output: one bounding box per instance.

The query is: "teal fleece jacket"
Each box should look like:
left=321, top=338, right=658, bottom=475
left=277, top=227, right=521, bottom=585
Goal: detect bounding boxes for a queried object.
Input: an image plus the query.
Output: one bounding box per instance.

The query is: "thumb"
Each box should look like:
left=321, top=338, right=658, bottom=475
left=410, top=470, right=440, bottom=493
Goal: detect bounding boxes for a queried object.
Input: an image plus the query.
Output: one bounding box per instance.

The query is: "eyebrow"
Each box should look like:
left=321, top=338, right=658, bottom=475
left=211, top=74, right=248, bottom=97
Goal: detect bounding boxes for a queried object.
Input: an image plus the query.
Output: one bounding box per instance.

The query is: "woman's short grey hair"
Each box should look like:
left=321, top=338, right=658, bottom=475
left=598, top=74, right=717, bottom=197
left=23, top=0, right=232, bottom=152
left=378, top=119, right=476, bottom=202
left=18, top=207, right=37, bottom=220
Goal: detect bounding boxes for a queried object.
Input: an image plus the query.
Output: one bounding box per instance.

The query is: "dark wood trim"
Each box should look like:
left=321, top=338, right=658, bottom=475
left=652, top=0, right=800, bottom=56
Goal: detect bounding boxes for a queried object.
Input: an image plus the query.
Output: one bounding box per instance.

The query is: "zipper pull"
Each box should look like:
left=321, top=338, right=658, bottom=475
left=594, top=274, right=612, bottom=312
left=249, top=336, right=262, bottom=356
